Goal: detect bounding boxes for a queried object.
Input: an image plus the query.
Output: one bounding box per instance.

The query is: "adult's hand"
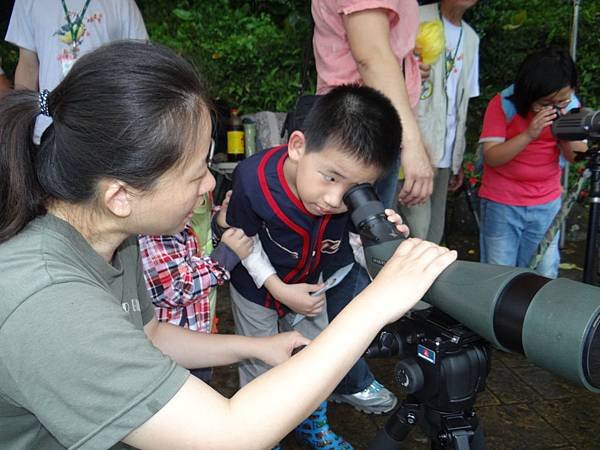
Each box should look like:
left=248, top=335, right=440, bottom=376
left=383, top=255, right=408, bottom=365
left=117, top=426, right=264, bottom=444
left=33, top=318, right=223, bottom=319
left=257, top=332, right=311, bottom=367
left=365, top=238, right=457, bottom=323
left=448, top=168, right=464, bottom=192
left=398, top=142, right=434, bottom=206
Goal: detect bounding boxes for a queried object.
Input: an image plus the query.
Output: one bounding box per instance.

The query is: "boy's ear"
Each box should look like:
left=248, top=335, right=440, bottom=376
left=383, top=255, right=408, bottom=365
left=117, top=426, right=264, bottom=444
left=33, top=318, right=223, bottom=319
left=287, top=130, right=307, bottom=162
left=102, top=179, right=132, bottom=218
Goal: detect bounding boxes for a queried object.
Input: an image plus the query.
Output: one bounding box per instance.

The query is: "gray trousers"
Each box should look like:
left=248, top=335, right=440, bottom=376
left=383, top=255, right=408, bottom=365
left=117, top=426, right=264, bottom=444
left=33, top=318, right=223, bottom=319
left=230, top=284, right=328, bottom=387
left=398, top=168, right=451, bottom=244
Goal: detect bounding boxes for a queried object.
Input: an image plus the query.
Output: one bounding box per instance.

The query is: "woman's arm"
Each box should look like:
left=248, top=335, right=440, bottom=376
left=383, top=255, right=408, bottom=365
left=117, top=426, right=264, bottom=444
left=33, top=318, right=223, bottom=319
left=126, top=239, right=456, bottom=450
left=14, top=48, right=39, bottom=91
left=144, top=317, right=308, bottom=369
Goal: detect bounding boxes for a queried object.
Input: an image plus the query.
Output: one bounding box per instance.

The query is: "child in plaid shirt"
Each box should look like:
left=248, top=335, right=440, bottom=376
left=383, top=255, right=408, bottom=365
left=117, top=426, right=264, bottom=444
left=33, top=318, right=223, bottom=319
left=139, top=191, right=251, bottom=381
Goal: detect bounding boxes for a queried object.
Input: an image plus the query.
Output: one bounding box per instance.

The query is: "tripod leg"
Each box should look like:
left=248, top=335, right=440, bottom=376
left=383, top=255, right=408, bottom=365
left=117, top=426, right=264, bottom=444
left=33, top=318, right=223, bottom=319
left=583, top=199, right=600, bottom=284
left=430, top=423, right=486, bottom=450
left=470, top=422, right=486, bottom=450
left=462, top=180, right=480, bottom=231
left=367, top=407, right=418, bottom=450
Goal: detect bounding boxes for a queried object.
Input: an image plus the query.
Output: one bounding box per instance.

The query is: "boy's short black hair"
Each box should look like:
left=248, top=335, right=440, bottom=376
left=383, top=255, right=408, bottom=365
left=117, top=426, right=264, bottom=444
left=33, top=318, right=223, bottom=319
left=302, top=85, right=401, bottom=172
left=510, top=48, right=578, bottom=117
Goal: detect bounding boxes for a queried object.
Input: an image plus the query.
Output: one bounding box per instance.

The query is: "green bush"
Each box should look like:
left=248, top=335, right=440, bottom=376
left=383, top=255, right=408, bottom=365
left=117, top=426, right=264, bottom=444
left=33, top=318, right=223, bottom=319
left=2, top=0, right=598, bottom=125
left=141, top=0, right=313, bottom=113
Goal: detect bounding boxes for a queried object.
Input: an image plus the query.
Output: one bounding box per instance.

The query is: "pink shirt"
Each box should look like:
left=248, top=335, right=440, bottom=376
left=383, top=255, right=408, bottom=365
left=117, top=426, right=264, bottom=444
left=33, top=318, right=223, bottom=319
left=479, top=94, right=562, bottom=206
left=312, top=0, right=421, bottom=108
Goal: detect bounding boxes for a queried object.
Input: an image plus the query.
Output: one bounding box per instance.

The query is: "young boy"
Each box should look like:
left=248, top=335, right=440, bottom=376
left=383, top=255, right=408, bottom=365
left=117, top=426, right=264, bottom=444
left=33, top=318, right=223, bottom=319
left=139, top=192, right=252, bottom=382
left=226, top=85, right=403, bottom=449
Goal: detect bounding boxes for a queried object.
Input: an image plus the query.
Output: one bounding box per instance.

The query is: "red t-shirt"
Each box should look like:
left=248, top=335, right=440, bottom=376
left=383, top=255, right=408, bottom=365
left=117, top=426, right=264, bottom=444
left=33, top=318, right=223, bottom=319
left=478, top=94, right=562, bottom=206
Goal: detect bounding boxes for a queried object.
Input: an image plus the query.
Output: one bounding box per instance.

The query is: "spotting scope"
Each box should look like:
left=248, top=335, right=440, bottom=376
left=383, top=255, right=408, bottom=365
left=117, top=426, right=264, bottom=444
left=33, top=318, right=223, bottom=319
left=552, top=108, right=600, bottom=142
left=344, top=183, right=600, bottom=392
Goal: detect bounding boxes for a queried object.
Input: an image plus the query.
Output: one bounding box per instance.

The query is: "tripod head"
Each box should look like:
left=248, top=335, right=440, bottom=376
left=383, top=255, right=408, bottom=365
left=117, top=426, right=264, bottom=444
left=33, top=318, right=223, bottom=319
left=367, top=308, right=488, bottom=405
left=366, top=308, right=489, bottom=450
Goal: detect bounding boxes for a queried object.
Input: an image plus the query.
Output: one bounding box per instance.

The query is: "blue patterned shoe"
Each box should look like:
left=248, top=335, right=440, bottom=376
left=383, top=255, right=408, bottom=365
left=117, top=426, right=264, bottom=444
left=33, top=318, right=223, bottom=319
left=294, top=401, right=353, bottom=449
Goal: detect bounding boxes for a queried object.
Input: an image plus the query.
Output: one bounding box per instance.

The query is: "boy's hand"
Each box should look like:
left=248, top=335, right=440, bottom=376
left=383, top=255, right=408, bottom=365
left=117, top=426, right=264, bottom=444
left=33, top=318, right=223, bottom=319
left=221, top=227, right=253, bottom=259
left=216, top=190, right=233, bottom=229
left=385, top=208, right=409, bottom=237
left=256, top=331, right=311, bottom=367
left=267, top=279, right=326, bottom=316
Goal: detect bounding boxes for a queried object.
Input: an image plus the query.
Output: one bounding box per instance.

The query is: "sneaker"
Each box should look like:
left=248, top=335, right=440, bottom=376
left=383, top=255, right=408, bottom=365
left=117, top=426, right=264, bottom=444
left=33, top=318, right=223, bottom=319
left=294, top=401, right=354, bottom=450
left=330, top=380, right=397, bottom=414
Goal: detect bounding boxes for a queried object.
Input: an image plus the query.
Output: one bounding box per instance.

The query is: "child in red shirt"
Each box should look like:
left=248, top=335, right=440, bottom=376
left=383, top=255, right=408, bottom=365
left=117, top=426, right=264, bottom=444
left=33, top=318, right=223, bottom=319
left=478, top=48, right=587, bottom=277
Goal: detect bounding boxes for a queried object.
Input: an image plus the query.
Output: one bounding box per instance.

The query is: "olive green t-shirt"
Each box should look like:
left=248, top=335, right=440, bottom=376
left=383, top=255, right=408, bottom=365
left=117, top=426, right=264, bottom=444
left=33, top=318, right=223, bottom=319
left=0, top=215, right=189, bottom=449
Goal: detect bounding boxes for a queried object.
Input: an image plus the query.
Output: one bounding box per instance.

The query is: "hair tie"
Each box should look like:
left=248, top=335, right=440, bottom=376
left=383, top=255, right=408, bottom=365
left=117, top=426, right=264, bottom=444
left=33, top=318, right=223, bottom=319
left=38, top=89, right=51, bottom=117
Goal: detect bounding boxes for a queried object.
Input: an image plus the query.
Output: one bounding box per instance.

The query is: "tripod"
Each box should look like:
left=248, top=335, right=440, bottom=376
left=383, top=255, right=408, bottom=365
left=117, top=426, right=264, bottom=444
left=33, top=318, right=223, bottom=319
left=527, top=143, right=600, bottom=285
left=366, top=309, right=490, bottom=450
left=582, top=146, right=600, bottom=284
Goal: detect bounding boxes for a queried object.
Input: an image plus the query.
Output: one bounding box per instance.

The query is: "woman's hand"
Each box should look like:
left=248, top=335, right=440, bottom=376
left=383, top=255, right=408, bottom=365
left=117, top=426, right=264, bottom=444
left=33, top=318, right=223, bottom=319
left=222, top=227, right=253, bottom=259
left=256, top=331, right=311, bottom=367
left=365, top=238, right=457, bottom=323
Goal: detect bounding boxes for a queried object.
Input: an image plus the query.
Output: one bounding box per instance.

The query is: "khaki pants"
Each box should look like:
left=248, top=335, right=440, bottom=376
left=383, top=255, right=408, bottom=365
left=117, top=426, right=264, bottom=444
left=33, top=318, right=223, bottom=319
left=397, top=168, right=451, bottom=244
left=230, top=284, right=328, bottom=387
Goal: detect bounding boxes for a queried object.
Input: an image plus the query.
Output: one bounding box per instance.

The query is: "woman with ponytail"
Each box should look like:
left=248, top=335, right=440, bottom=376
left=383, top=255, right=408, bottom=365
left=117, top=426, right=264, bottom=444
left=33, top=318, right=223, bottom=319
left=0, top=40, right=455, bottom=450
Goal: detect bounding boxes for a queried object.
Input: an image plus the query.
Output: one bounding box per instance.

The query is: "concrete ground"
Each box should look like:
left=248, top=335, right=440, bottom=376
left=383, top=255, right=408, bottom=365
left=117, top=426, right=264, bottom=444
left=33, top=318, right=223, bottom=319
left=210, top=193, right=600, bottom=449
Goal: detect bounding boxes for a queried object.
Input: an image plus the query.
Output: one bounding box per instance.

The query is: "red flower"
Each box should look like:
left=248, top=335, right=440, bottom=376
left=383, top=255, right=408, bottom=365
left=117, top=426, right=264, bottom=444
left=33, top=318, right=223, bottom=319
left=466, top=163, right=475, bottom=172
left=580, top=190, right=589, bottom=199
left=469, top=177, right=479, bottom=187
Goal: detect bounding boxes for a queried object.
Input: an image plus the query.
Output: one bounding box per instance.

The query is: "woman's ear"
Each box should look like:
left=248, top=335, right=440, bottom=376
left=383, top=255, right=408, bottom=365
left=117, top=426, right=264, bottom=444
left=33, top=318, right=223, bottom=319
left=102, top=179, right=132, bottom=218
left=287, top=130, right=307, bottom=162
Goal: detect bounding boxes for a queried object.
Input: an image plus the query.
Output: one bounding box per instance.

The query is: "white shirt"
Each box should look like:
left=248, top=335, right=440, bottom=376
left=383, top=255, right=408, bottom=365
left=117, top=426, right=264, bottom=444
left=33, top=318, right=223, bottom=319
left=6, top=0, right=148, bottom=91
left=439, top=16, right=480, bottom=169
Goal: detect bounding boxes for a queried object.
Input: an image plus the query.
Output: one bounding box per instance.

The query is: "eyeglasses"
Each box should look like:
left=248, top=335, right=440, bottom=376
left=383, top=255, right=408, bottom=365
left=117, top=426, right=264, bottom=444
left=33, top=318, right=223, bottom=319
left=206, top=138, right=215, bottom=169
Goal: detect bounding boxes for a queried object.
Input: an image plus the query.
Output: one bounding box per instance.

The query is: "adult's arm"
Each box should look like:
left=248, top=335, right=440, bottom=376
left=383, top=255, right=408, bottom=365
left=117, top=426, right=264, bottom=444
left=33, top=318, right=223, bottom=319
left=143, top=317, right=307, bottom=369
left=343, top=9, right=433, bottom=206
left=14, top=47, right=39, bottom=91
left=124, top=239, right=456, bottom=450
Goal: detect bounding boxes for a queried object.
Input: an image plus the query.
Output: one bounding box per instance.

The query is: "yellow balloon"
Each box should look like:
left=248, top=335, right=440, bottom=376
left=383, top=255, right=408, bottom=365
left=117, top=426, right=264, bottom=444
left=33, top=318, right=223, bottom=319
left=415, top=20, right=445, bottom=65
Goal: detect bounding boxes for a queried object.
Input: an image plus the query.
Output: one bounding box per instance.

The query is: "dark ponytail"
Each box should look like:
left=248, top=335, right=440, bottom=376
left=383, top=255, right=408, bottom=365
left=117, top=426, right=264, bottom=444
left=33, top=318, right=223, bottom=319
left=0, top=40, right=213, bottom=243
left=0, top=91, right=48, bottom=243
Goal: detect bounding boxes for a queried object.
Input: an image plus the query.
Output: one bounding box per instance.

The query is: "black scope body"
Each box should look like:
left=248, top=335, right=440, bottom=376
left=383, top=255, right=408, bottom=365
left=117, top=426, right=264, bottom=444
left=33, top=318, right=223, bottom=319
left=552, top=108, right=600, bottom=142
left=343, top=183, right=600, bottom=392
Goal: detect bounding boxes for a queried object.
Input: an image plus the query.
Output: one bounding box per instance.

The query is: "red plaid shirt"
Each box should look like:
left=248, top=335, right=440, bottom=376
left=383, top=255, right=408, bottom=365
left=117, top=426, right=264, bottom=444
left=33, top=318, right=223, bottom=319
left=139, top=224, right=229, bottom=333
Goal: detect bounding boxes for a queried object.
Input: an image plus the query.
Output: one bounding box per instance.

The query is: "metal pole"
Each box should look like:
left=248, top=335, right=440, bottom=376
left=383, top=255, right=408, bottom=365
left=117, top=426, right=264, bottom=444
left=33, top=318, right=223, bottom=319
left=561, top=0, right=581, bottom=247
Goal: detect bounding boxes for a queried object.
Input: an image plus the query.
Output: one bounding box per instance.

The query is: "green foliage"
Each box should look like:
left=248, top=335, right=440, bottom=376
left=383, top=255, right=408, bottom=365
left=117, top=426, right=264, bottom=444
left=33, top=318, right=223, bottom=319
left=2, top=0, right=598, bottom=127
left=141, top=0, right=313, bottom=113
